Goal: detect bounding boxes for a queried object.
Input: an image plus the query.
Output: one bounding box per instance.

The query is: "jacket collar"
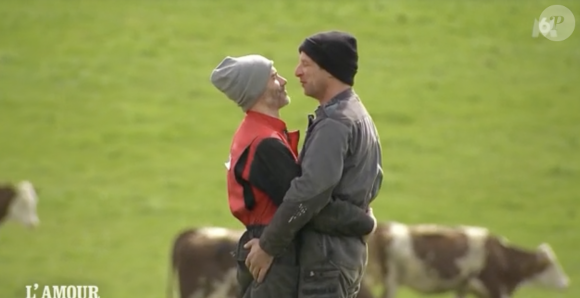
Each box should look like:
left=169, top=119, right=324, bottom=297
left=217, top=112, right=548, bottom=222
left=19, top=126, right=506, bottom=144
left=245, top=110, right=287, bottom=132
left=323, top=88, right=353, bottom=108
left=315, top=88, right=354, bottom=117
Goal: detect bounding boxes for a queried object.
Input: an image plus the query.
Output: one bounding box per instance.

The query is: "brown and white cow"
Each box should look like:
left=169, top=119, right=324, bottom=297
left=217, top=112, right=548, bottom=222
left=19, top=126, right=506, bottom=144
left=167, top=226, right=376, bottom=298
left=167, top=226, right=243, bottom=298
left=364, top=221, right=570, bottom=298
left=0, top=180, right=40, bottom=228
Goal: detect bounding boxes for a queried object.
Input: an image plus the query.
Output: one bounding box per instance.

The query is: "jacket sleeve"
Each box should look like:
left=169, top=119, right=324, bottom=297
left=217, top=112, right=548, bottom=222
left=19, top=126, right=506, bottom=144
left=259, top=119, right=361, bottom=257
left=248, top=138, right=375, bottom=238
left=305, top=199, right=375, bottom=237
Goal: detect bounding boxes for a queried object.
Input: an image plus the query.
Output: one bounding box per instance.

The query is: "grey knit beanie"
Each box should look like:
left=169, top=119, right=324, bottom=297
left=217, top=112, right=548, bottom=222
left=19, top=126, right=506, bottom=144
left=210, top=55, right=273, bottom=112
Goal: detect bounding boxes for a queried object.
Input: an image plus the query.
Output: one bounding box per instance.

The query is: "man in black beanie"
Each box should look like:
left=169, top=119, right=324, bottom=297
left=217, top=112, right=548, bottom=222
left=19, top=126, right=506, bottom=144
left=294, top=30, right=359, bottom=101
left=244, top=30, right=384, bottom=298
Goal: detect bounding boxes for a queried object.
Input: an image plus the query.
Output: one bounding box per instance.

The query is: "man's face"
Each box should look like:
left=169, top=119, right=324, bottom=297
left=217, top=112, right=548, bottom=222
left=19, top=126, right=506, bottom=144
left=295, top=52, right=328, bottom=99
left=263, top=66, right=290, bottom=109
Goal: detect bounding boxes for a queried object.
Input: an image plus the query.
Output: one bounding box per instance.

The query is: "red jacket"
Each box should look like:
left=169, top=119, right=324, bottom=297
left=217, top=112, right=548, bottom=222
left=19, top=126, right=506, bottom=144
left=226, top=111, right=299, bottom=226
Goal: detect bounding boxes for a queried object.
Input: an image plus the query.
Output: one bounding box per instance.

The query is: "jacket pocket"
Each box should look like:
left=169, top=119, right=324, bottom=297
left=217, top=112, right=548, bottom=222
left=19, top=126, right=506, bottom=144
left=298, top=266, right=343, bottom=298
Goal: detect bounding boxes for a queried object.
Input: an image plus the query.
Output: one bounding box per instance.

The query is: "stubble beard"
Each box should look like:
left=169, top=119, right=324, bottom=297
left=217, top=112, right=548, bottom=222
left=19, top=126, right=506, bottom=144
left=303, top=82, right=321, bottom=100
left=266, top=89, right=290, bottom=110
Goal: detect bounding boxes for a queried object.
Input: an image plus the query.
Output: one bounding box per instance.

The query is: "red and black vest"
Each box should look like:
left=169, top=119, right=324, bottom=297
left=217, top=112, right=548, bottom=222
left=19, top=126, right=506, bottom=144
left=226, top=111, right=300, bottom=226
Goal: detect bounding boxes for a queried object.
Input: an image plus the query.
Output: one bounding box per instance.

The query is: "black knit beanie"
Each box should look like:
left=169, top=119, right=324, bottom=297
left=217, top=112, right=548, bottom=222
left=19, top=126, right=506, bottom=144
left=298, top=30, right=358, bottom=86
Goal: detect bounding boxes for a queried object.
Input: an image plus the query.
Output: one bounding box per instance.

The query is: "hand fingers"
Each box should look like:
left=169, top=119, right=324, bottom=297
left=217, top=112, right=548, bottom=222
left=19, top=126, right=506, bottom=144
left=257, top=267, right=268, bottom=283
left=246, top=250, right=257, bottom=268
left=245, top=257, right=251, bottom=269
left=246, top=256, right=264, bottom=282
left=243, top=238, right=258, bottom=249
left=245, top=250, right=254, bottom=269
left=246, top=259, right=256, bottom=279
left=251, top=265, right=260, bottom=280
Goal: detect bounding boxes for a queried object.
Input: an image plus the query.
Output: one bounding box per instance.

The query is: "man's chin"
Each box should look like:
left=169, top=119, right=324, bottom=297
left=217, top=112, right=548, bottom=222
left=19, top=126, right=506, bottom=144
left=302, top=88, right=316, bottom=98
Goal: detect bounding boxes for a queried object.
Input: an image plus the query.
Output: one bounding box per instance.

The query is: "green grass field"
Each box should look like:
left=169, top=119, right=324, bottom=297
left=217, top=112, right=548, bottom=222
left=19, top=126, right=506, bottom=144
left=1, top=0, right=578, bottom=297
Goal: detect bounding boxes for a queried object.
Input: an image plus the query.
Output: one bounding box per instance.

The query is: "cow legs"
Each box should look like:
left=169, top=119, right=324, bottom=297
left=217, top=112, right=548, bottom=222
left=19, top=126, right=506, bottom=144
left=480, top=282, right=503, bottom=298
left=177, top=262, right=205, bottom=298
left=381, top=263, right=397, bottom=298
left=454, top=288, right=467, bottom=298
left=454, top=279, right=472, bottom=298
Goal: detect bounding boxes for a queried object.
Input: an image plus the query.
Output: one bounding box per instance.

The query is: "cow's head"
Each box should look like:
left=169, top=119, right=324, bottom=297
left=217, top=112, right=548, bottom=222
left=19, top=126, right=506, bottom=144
left=528, top=243, right=569, bottom=290
left=7, top=181, right=40, bottom=228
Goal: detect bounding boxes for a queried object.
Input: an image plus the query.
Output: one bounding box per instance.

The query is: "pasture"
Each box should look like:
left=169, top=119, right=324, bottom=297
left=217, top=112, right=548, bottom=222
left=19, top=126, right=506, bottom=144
left=0, top=0, right=578, bottom=297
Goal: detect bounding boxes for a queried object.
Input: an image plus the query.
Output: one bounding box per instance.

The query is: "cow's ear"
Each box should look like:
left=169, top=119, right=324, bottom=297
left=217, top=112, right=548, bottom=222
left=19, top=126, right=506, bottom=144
left=537, top=243, right=557, bottom=261
left=538, top=243, right=553, bottom=253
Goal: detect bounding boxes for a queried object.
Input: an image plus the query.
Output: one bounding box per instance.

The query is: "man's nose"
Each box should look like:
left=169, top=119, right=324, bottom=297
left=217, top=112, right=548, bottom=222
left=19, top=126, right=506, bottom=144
left=294, top=66, right=302, bottom=77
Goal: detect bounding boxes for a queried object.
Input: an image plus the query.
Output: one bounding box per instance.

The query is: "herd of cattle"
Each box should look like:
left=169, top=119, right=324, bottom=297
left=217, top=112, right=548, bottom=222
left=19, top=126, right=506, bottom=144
left=167, top=225, right=569, bottom=298
left=1, top=181, right=571, bottom=298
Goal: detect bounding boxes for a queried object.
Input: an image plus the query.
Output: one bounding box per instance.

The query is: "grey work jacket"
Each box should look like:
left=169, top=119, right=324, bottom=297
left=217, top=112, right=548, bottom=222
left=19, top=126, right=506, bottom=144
left=259, top=88, right=384, bottom=269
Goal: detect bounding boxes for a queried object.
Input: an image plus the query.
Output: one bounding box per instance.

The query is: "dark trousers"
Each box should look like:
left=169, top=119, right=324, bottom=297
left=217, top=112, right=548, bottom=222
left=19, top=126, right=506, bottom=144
left=235, top=228, right=300, bottom=298
left=235, top=228, right=366, bottom=298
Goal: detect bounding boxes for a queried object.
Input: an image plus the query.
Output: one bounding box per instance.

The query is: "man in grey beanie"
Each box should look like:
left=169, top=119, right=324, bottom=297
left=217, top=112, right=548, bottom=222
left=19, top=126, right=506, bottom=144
left=211, top=54, right=378, bottom=298
left=211, top=54, right=290, bottom=114
left=244, top=31, right=384, bottom=298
